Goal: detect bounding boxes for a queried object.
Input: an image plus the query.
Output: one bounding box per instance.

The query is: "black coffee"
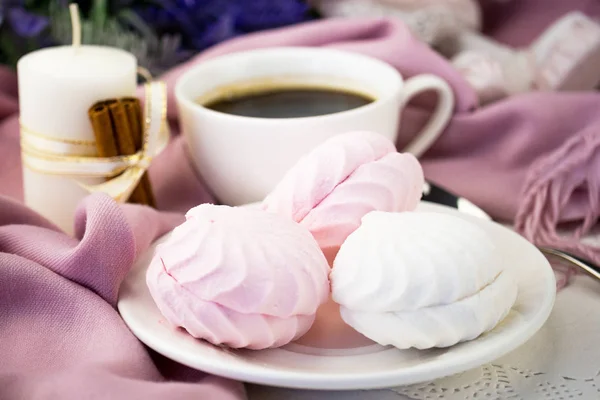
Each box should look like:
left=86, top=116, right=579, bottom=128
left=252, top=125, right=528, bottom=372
left=201, top=86, right=374, bottom=119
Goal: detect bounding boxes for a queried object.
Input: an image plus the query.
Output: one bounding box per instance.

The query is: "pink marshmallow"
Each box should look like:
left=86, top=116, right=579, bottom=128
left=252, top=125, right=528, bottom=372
left=146, top=204, right=330, bottom=349
left=262, top=131, right=424, bottom=250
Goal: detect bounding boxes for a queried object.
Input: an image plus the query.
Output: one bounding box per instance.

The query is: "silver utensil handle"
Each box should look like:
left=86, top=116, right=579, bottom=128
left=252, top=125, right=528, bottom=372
left=539, top=247, right=600, bottom=281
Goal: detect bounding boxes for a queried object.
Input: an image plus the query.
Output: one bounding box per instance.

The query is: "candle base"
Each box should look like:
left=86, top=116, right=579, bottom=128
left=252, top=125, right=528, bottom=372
left=23, top=167, right=103, bottom=235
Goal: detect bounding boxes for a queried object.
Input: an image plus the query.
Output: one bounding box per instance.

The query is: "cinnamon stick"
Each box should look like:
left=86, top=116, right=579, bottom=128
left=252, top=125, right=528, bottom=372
left=122, top=97, right=156, bottom=207
left=107, top=100, right=151, bottom=206
left=88, top=101, right=118, bottom=157
left=122, top=98, right=143, bottom=149
left=88, top=98, right=155, bottom=207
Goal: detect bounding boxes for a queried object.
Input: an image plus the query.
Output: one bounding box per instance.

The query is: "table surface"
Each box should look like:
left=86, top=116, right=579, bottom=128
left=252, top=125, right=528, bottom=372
left=248, top=274, right=599, bottom=400
left=247, top=224, right=600, bottom=400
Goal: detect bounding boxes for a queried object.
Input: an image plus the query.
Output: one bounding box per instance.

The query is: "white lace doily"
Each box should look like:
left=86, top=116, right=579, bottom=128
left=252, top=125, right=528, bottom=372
left=248, top=271, right=600, bottom=400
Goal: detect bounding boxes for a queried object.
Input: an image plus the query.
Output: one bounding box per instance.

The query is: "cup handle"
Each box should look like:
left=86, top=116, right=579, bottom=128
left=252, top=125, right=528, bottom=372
left=400, top=74, right=455, bottom=158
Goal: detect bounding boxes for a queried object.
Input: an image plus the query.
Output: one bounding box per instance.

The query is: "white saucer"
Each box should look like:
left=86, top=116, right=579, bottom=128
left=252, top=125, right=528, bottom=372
left=117, top=202, right=556, bottom=390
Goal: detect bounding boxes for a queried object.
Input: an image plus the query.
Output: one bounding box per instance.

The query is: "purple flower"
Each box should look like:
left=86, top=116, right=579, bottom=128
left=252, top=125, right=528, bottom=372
left=197, top=12, right=238, bottom=49
left=0, top=0, right=48, bottom=38
left=136, top=0, right=313, bottom=51
left=6, top=7, right=49, bottom=37
left=0, top=0, right=20, bottom=27
left=236, top=0, right=310, bottom=32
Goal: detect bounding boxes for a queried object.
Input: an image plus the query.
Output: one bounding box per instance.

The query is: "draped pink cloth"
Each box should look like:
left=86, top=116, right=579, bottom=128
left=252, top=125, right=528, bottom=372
left=1, top=1, right=599, bottom=398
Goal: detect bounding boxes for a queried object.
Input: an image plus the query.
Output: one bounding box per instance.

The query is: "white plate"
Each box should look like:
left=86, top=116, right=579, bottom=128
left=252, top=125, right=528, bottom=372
left=117, top=202, right=556, bottom=390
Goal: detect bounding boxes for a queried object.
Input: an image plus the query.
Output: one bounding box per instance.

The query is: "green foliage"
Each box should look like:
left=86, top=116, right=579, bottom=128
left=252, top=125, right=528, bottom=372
left=2, top=0, right=187, bottom=74
left=50, top=0, right=187, bottom=75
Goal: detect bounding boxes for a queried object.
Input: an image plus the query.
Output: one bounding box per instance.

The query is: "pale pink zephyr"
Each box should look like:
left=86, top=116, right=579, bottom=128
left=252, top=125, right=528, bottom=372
left=146, top=204, right=330, bottom=349
left=262, top=131, right=424, bottom=249
left=302, top=152, right=425, bottom=249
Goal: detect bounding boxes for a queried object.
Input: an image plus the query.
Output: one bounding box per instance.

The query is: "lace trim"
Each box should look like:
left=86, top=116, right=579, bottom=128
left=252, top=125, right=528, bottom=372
left=389, top=364, right=600, bottom=399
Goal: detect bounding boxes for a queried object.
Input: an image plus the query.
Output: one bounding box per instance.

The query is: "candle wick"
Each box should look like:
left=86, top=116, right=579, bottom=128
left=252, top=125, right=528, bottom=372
left=69, top=3, right=82, bottom=49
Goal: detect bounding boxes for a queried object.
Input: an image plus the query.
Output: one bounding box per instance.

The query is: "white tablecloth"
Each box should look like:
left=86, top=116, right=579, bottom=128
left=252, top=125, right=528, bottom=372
left=248, top=273, right=600, bottom=400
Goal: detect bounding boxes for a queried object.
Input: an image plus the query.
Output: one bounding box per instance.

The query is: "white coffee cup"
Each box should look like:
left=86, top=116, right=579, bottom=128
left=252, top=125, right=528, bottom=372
left=176, top=47, right=454, bottom=206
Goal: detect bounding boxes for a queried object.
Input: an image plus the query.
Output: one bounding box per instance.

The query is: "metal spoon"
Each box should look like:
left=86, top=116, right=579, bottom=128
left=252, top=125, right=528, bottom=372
left=422, top=181, right=600, bottom=278
left=422, top=181, right=492, bottom=220
left=538, top=247, right=600, bottom=281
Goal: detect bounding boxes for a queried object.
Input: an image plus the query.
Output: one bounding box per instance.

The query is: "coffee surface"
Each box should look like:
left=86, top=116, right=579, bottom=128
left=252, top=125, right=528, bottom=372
left=202, top=87, right=374, bottom=118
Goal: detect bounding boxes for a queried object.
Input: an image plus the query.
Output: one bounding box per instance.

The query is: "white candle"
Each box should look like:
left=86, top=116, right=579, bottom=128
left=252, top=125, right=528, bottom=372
left=18, top=45, right=136, bottom=233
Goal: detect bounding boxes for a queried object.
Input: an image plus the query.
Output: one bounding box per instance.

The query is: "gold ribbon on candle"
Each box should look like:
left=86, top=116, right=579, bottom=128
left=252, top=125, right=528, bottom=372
left=20, top=80, right=169, bottom=203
